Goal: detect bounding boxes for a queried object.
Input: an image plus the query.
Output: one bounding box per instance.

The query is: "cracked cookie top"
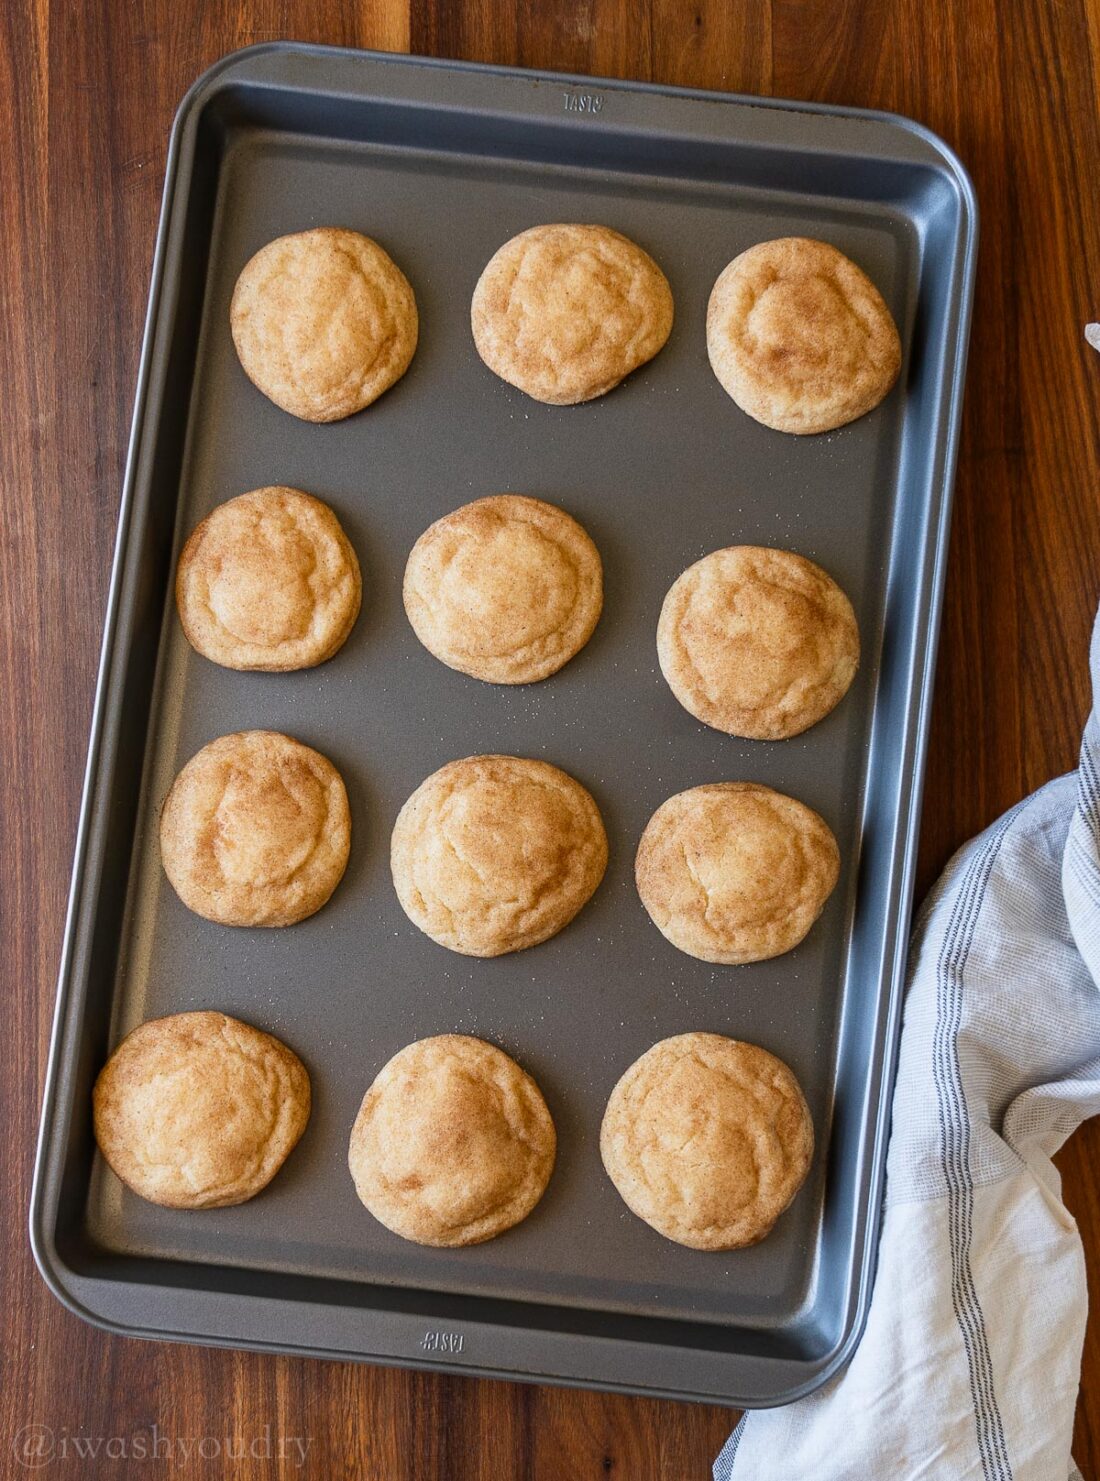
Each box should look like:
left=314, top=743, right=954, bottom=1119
left=176, top=487, right=361, bottom=672
left=600, top=1031, right=813, bottom=1249
left=471, top=224, right=673, bottom=405
left=657, top=545, right=859, bottom=740
left=231, top=227, right=418, bottom=422
left=160, top=730, right=351, bottom=927
left=390, top=754, right=607, bottom=957
left=634, top=782, right=838, bottom=964
left=706, top=237, right=900, bottom=434
left=403, top=494, right=602, bottom=684
left=348, top=1034, right=556, bottom=1246
left=93, top=1011, right=311, bottom=1209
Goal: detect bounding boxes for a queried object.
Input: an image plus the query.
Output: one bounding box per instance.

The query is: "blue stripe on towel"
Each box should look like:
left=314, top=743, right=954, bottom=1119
left=933, top=808, right=1023, bottom=1480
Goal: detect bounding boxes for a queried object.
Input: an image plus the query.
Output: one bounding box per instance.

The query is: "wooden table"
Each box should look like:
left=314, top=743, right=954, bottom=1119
left=3, top=3, right=1098, bottom=1475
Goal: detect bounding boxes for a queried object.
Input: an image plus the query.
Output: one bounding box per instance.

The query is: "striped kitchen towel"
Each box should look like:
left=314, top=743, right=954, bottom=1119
left=715, top=606, right=1100, bottom=1481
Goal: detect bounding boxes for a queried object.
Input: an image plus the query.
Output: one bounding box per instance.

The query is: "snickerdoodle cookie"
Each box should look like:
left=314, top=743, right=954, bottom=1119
left=176, top=487, right=361, bottom=671
left=471, top=224, right=673, bottom=405
left=657, top=545, right=859, bottom=740
left=391, top=755, right=607, bottom=956
left=635, top=782, right=839, bottom=964
left=160, top=730, right=351, bottom=927
left=230, top=228, right=418, bottom=422
left=93, top=1011, right=310, bottom=1209
left=706, top=237, right=901, bottom=434
left=348, top=1035, right=556, bottom=1246
left=600, top=1032, right=813, bottom=1249
left=403, top=495, right=602, bottom=684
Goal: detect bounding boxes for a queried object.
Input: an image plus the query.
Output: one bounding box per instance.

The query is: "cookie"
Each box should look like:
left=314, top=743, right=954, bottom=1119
left=600, top=1032, right=813, bottom=1249
left=230, top=227, right=418, bottom=422
left=93, top=1011, right=310, bottom=1209
left=657, top=545, right=859, bottom=740
left=706, top=237, right=901, bottom=434
left=403, top=495, right=603, bottom=684
left=160, top=730, right=351, bottom=927
left=635, top=782, right=839, bottom=964
left=471, top=224, right=673, bottom=405
left=390, top=754, right=607, bottom=956
left=176, top=487, right=361, bottom=671
left=348, top=1034, right=556, bottom=1246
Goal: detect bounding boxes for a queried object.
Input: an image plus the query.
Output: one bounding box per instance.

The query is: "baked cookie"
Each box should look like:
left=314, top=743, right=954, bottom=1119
left=230, top=227, right=418, bottom=422
left=403, top=495, right=603, bottom=684
left=635, top=782, right=839, bottom=964
left=391, top=754, right=607, bottom=956
left=93, top=1011, right=310, bottom=1209
left=160, top=730, right=351, bottom=927
left=600, top=1032, right=813, bottom=1249
left=471, top=224, right=673, bottom=405
left=706, top=237, right=901, bottom=434
left=657, top=545, right=859, bottom=740
left=348, top=1034, right=556, bottom=1246
left=176, top=487, right=361, bottom=671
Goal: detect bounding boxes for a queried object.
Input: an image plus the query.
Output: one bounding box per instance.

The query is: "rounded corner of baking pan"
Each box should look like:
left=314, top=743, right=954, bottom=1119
left=27, top=1179, right=103, bottom=1334
left=165, top=41, right=297, bottom=143
left=868, top=104, right=979, bottom=243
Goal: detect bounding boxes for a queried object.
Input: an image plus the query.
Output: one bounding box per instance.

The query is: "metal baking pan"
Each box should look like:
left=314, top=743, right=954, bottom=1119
left=31, top=42, right=976, bottom=1407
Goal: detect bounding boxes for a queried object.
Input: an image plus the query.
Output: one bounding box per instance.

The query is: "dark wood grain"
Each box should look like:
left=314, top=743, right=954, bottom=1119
left=2, top=2, right=1098, bottom=1477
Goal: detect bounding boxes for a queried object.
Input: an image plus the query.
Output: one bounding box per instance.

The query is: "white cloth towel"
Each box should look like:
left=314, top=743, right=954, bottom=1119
left=715, top=608, right=1100, bottom=1481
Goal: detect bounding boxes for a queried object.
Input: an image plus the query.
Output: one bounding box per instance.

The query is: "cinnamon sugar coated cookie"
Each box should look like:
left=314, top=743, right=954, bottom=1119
left=635, top=783, right=839, bottom=964
left=600, top=1032, right=813, bottom=1249
left=707, top=237, right=901, bottom=434
left=230, top=228, right=418, bottom=422
left=176, top=487, right=361, bottom=671
left=160, top=730, right=351, bottom=927
left=93, top=1012, right=310, bottom=1209
left=390, top=755, right=607, bottom=956
left=657, top=545, right=859, bottom=740
left=348, top=1035, right=556, bottom=1246
left=403, top=495, right=602, bottom=684
left=471, top=224, right=673, bottom=404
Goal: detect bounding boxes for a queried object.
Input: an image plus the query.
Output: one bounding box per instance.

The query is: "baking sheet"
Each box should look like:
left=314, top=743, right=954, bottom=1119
left=31, top=43, right=976, bottom=1406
